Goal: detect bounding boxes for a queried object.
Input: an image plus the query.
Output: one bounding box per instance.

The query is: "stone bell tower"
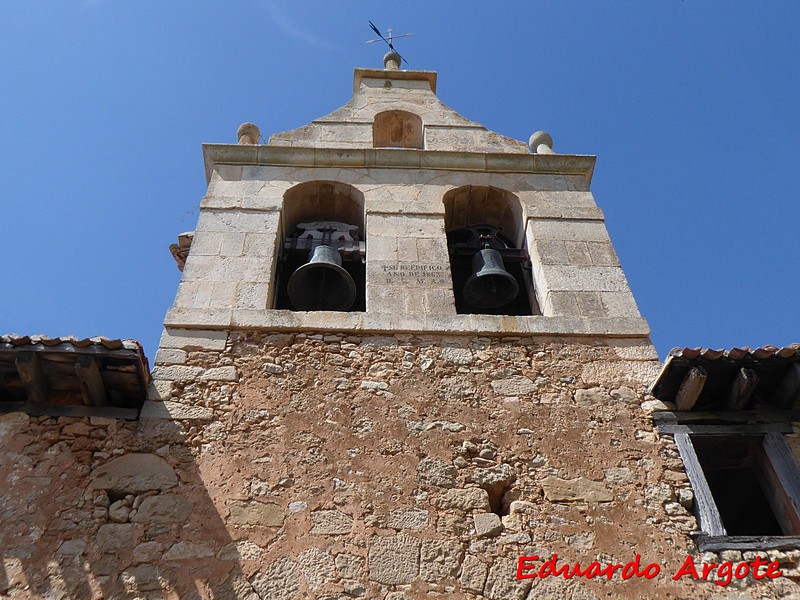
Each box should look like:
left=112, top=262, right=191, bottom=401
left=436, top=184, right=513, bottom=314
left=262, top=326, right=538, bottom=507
left=164, top=60, right=645, bottom=334
left=141, top=55, right=704, bottom=599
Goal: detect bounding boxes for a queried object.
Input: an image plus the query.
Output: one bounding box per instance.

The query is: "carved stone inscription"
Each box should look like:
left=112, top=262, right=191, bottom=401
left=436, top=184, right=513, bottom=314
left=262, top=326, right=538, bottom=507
left=379, top=264, right=450, bottom=286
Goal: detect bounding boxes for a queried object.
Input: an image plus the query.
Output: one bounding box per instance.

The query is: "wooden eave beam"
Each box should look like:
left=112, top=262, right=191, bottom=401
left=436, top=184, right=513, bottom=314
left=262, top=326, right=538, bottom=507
left=675, top=366, right=707, bottom=412
left=14, top=352, right=48, bottom=405
left=75, top=355, right=107, bottom=406
left=726, top=367, right=759, bottom=411
left=774, top=363, right=800, bottom=409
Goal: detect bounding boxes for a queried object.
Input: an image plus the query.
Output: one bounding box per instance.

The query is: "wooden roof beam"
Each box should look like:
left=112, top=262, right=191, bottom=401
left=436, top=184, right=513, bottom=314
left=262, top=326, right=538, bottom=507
left=726, top=367, right=759, bottom=411
left=14, top=352, right=48, bottom=405
left=75, top=355, right=107, bottom=406
left=675, top=366, right=707, bottom=412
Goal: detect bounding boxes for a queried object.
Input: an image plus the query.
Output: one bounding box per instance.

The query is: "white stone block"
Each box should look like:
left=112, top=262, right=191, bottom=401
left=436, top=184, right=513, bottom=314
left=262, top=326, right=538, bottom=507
left=201, top=366, right=238, bottom=382
left=181, top=256, right=272, bottom=283
left=153, top=348, right=187, bottom=365
left=220, top=233, right=246, bottom=257
left=367, top=214, right=445, bottom=238
left=174, top=281, right=237, bottom=309
left=206, top=179, right=266, bottom=197
left=588, top=241, right=620, bottom=266
left=575, top=291, right=608, bottom=317
left=527, top=219, right=612, bottom=243
left=231, top=309, right=301, bottom=329
left=424, top=289, right=457, bottom=316
left=243, top=233, right=279, bottom=258
left=600, top=291, right=641, bottom=318
left=196, top=209, right=280, bottom=234
left=236, top=283, right=269, bottom=310
left=159, top=328, right=228, bottom=351
left=542, top=291, right=580, bottom=317
left=535, top=240, right=569, bottom=265
left=151, top=365, right=206, bottom=381
left=539, top=266, right=632, bottom=293
left=396, top=238, right=420, bottom=262
left=564, top=241, right=593, bottom=266
left=366, top=236, right=398, bottom=261
left=186, top=232, right=223, bottom=256
left=415, top=237, right=449, bottom=263
left=164, top=306, right=232, bottom=327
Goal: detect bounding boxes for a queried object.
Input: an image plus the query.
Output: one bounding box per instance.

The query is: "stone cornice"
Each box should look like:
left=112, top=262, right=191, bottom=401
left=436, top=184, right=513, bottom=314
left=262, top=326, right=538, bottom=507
left=164, top=307, right=649, bottom=339
left=202, top=144, right=596, bottom=186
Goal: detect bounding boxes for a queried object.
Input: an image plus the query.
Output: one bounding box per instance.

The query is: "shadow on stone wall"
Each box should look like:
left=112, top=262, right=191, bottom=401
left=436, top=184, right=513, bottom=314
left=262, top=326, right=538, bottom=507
left=0, top=410, right=257, bottom=599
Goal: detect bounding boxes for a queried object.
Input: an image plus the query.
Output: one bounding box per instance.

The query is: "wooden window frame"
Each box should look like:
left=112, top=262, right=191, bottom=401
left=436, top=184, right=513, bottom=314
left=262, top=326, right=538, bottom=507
left=668, top=424, right=800, bottom=551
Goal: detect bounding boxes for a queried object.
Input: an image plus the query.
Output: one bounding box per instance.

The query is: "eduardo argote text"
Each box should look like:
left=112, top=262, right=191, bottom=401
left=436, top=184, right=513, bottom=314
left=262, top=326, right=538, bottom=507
left=516, top=554, right=783, bottom=587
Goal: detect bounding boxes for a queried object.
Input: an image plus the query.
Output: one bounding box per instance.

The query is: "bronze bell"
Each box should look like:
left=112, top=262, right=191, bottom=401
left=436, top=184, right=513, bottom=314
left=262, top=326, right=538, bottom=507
left=287, top=245, right=357, bottom=311
left=463, top=248, right=519, bottom=309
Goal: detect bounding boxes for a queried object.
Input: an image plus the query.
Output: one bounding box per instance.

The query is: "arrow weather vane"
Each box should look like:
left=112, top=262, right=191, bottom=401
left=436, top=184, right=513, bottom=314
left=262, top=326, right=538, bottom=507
left=366, top=21, right=414, bottom=65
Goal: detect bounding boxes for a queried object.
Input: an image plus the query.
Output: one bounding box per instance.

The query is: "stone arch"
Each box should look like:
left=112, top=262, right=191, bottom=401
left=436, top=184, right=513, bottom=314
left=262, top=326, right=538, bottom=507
left=443, top=185, right=523, bottom=247
left=373, top=110, right=423, bottom=149
left=282, top=181, right=365, bottom=238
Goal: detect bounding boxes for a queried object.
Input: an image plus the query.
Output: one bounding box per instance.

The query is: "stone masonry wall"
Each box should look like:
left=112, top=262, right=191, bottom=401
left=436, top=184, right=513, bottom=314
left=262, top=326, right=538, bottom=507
left=2, top=332, right=800, bottom=599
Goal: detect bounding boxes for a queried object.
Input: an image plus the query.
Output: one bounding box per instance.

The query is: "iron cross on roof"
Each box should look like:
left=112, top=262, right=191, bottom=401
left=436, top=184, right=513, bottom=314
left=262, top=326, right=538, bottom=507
left=366, top=21, right=414, bottom=65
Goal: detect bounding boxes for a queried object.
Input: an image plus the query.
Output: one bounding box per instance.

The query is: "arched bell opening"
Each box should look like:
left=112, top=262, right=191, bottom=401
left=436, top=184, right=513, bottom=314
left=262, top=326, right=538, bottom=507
left=274, top=182, right=366, bottom=312
left=443, top=186, right=538, bottom=316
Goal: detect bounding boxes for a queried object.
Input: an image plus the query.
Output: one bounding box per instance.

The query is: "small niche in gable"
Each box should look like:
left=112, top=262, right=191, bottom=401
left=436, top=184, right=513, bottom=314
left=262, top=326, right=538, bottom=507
left=373, top=110, right=423, bottom=149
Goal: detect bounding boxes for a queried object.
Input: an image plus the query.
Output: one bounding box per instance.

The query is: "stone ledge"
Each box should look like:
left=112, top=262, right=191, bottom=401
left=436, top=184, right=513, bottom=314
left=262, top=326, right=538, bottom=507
left=164, top=308, right=650, bottom=338
left=202, top=144, right=596, bottom=186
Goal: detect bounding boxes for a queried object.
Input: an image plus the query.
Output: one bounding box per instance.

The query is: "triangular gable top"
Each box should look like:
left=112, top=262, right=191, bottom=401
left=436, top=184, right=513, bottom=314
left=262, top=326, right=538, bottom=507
left=268, top=67, right=530, bottom=154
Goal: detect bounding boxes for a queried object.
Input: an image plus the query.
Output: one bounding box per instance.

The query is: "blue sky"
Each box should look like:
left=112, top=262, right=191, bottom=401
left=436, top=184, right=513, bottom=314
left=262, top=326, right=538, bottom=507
left=2, top=2, right=798, bottom=360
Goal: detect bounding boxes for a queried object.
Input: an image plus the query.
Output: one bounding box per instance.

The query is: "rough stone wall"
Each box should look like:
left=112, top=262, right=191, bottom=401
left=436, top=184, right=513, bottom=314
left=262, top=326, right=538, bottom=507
left=3, top=331, right=800, bottom=599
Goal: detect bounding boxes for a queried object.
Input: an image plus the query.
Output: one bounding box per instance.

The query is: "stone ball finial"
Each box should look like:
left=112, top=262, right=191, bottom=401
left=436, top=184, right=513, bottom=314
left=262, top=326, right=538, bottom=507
left=383, top=50, right=401, bottom=70
left=237, top=122, right=261, bottom=145
left=529, top=131, right=554, bottom=154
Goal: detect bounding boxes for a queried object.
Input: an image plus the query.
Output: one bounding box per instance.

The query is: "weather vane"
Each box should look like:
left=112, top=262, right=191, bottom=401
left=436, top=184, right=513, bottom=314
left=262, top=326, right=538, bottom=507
left=366, top=21, right=414, bottom=66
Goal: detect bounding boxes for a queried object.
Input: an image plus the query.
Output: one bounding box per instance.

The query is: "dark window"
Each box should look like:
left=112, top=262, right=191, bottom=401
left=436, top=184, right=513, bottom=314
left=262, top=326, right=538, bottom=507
left=674, top=429, right=800, bottom=551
